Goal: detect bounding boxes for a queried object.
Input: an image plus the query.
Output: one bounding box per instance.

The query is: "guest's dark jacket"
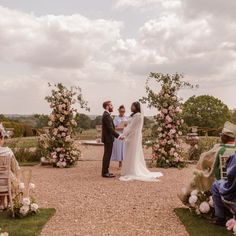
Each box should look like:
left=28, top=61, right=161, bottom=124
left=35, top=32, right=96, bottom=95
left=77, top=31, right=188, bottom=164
left=219, top=153, right=236, bottom=201
left=102, top=111, right=119, bottom=143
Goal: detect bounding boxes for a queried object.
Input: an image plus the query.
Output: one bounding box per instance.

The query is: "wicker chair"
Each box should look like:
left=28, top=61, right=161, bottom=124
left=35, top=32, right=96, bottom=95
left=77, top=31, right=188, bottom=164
left=0, top=156, right=14, bottom=217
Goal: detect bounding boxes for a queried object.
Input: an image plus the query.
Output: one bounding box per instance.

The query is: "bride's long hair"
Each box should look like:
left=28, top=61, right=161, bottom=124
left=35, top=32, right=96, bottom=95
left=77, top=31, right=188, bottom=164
left=131, top=102, right=141, bottom=117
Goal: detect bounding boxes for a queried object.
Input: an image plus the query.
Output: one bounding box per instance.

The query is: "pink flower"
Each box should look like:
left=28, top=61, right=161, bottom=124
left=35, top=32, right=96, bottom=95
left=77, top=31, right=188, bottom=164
left=226, top=218, right=236, bottom=231
left=165, top=115, right=172, bottom=123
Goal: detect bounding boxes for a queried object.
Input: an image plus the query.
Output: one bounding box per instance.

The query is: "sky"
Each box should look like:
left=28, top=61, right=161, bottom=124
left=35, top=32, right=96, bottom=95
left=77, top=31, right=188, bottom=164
left=0, top=0, right=236, bottom=115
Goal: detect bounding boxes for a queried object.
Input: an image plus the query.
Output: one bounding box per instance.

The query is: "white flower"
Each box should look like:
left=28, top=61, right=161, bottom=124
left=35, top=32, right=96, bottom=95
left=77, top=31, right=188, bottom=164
left=189, top=195, right=198, bottom=207
left=191, top=190, right=198, bottom=196
left=65, top=136, right=72, bottom=142
left=57, top=161, right=67, bottom=168
left=20, top=205, right=30, bottom=216
left=162, top=109, right=168, bottom=114
left=29, top=183, right=35, bottom=190
left=0, top=233, right=9, bottom=236
left=209, top=196, right=214, bottom=207
left=58, top=126, right=65, bottom=131
left=19, top=182, right=25, bottom=190
left=195, top=208, right=201, bottom=215
left=199, top=201, right=210, bottom=214
left=174, top=152, right=179, bottom=158
left=30, top=203, right=39, bottom=212
left=48, top=121, right=53, bottom=126
left=22, top=197, right=31, bottom=206
left=59, top=116, right=65, bottom=122
left=71, top=119, right=77, bottom=126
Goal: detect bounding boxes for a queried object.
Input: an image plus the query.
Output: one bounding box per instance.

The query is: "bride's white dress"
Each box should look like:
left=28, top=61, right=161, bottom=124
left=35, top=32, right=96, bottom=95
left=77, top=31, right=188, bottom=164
left=119, top=112, right=163, bottom=182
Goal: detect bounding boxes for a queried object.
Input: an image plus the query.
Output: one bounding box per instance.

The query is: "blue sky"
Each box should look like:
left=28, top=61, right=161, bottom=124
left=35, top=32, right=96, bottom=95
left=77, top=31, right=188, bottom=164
left=0, top=0, right=235, bottom=115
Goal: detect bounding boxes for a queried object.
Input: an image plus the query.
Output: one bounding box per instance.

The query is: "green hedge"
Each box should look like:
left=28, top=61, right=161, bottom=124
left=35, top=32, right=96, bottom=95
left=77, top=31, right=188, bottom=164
left=2, top=121, right=35, bottom=137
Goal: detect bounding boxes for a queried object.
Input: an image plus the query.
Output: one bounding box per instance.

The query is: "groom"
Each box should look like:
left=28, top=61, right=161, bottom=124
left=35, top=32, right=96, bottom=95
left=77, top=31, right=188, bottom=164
left=101, top=101, right=121, bottom=178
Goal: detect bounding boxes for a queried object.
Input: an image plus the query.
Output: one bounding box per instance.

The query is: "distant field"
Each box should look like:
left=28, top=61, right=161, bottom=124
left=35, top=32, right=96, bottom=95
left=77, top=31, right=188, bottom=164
left=5, top=129, right=98, bottom=148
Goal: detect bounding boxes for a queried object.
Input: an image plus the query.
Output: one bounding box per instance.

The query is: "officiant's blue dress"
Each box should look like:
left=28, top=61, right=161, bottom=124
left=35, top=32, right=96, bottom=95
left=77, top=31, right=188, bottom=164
left=111, top=116, right=128, bottom=161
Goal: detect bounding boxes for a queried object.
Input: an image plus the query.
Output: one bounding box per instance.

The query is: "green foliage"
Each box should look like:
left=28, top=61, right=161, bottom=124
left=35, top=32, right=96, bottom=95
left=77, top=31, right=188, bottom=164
left=0, top=208, right=55, bottom=236
left=90, top=116, right=102, bottom=128
left=183, top=95, right=231, bottom=135
left=143, top=117, right=154, bottom=129
left=230, top=109, right=236, bottom=124
left=0, top=114, right=8, bottom=122
left=75, top=113, right=91, bottom=130
left=188, top=136, right=220, bottom=160
left=5, top=137, right=42, bottom=163
left=2, top=121, right=34, bottom=138
left=141, top=72, right=194, bottom=168
left=33, top=114, right=49, bottom=128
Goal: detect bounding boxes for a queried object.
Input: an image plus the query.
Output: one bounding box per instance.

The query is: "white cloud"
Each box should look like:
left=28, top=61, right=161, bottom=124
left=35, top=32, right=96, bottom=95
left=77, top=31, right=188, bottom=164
left=114, top=0, right=181, bottom=10
left=0, top=6, right=122, bottom=69
left=0, top=1, right=236, bottom=115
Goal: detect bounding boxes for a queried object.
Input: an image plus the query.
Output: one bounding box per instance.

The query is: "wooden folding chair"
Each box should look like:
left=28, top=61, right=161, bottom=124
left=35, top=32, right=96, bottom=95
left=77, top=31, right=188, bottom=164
left=219, top=155, right=230, bottom=180
left=0, top=156, right=14, bottom=217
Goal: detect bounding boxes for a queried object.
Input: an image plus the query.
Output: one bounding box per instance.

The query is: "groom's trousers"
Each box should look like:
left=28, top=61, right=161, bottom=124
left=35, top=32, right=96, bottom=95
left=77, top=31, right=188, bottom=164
left=102, top=142, right=113, bottom=176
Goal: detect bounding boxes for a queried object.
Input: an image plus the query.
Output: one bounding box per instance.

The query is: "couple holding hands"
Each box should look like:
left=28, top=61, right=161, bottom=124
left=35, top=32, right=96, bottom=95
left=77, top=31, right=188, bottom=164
left=101, top=101, right=163, bottom=182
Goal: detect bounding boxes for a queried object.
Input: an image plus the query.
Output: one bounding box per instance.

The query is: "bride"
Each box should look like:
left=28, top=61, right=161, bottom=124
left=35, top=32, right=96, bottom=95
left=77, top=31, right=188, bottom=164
left=119, top=102, right=163, bottom=182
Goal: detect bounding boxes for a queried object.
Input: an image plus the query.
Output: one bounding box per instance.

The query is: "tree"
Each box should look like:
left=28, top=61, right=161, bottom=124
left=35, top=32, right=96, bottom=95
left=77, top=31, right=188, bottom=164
left=141, top=73, right=193, bottom=168
left=34, top=114, right=49, bottom=128
left=230, top=109, right=236, bottom=124
left=143, top=116, right=154, bottom=129
left=0, top=114, right=8, bottom=122
left=91, top=116, right=102, bottom=128
left=182, top=95, right=231, bottom=135
left=75, top=113, right=91, bottom=130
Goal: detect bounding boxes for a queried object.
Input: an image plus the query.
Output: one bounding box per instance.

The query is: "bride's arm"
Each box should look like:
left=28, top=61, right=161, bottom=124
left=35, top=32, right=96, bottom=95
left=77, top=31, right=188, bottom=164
left=123, top=114, right=142, bottom=139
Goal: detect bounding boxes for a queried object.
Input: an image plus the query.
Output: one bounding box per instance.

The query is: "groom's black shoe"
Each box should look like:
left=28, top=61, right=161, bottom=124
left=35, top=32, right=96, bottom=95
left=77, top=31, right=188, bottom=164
left=102, top=173, right=115, bottom=178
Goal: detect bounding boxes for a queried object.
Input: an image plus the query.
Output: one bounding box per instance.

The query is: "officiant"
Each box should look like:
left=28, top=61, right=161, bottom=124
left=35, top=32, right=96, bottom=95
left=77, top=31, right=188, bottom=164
left=111, top=105, right=128, bottom=168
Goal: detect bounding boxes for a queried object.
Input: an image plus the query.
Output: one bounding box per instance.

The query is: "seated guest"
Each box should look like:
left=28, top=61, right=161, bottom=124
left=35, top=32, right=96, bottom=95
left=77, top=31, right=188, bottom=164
left=179, top=121, right=236, bottom=204
left=0, top=124, right=20, bottom=209
left=211, top=153, right=236, bottom=225
left=213, top=121, right=236, bottom=180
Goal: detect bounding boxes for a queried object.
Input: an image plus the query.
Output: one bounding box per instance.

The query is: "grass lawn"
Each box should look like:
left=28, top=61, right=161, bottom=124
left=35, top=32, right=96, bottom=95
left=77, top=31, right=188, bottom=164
left=0, top=208, right=55, bottom=236
left=175, top=208, right=232, bottom=236
left=6, top=137, right=39, bottom=149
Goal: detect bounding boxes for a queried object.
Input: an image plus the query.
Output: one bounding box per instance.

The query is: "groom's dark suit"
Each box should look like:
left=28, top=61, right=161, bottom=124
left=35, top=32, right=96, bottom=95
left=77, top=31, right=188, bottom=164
left=101, top=111, right=119, bottom=176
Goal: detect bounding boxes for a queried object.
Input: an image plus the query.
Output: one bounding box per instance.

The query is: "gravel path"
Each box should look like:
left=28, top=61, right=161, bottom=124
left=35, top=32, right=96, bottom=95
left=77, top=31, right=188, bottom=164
left=25, top=146, right=194, bottom=236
